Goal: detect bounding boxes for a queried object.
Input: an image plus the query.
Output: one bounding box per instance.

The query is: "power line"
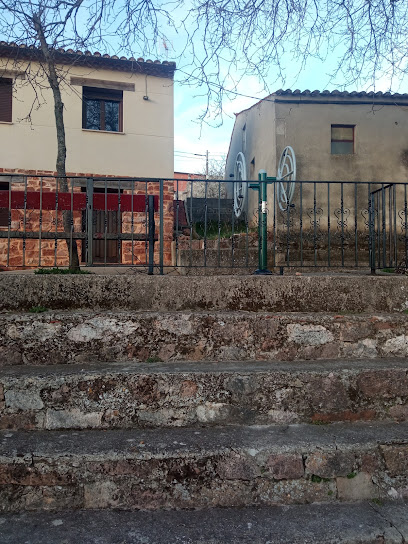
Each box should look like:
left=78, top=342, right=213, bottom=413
left=175, top=68, right=271, bottom=103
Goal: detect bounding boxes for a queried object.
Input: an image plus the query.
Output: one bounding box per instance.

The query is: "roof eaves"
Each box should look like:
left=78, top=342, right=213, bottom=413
left=0, top=42, right=176, bottom=79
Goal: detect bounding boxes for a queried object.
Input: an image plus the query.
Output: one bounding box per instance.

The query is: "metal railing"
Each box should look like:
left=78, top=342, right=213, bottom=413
left=0, top=174, right=164, bottom=272
left=1, top=173, right=407, bottom=273
left=173, top=177, right=408, bottom=273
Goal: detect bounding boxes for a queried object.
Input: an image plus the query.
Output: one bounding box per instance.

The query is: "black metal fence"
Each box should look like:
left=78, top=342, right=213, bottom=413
left=0, top=174, right=165, bottom=272
left=174, top=178, right=408, bottom=273
left=1, top=173, right=407, bottom=273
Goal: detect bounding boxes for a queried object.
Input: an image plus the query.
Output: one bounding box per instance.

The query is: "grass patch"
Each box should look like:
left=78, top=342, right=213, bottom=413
left=194, top=220, right=250, bottom=240
left=311, top=475, right=331, bottom=483
left=403, top=309, right=408, bottom=315
left=371, top=498, right=383, bottom=506
left=34, top=268, right=91, bottom=275
left=346, top=472, right=357, bottom=479
left=28, top=305, right=48, bottom=313
left=381, top=268, right=395, bottom=274
left=146, top=356, right=162, bottom=363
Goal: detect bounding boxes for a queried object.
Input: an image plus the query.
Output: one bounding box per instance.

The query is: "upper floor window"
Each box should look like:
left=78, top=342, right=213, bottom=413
left=331, top=125, right=354, bottom=154
left=0, top=78, right=12, bottom=123
left=82, top=86, right=123, bottom=132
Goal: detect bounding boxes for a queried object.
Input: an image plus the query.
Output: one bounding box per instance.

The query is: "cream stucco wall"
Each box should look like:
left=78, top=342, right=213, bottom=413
left=274, top=97, right=408, bottom=183
left=225, top=93, right=408, bottom=230
left=0, top=59, right=174, bottom=177
left=225, top=99, right=277, bottom=222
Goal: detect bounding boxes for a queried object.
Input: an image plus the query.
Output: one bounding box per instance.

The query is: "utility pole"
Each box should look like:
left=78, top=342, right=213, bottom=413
left=205, top=150, right=209, bottom=180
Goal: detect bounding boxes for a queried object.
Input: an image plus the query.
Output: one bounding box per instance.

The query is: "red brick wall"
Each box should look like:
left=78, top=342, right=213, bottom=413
left=0, top=169, right=174, bottom=270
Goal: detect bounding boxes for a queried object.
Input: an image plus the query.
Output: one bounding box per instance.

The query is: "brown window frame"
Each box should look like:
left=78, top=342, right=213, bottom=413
left=0, top=78, right=12, bottom=123
left=331, top=124, right=355, bottom=155
left=82, top=86, right=123, bottom=132
left=0, top=181, right=10, bottom=227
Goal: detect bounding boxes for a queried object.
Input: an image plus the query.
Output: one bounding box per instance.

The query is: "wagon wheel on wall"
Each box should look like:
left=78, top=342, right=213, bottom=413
left=277, top=146, right=296, bottom=211
left=234, top=152, right=247, bottom=218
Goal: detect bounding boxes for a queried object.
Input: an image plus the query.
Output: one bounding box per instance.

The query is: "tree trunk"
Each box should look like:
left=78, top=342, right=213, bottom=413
left=34, top=15, right=81, bottom=271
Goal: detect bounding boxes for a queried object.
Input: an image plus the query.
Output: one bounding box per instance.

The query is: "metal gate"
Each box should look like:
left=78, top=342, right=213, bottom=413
left=0, top=175, right=159, bottom=272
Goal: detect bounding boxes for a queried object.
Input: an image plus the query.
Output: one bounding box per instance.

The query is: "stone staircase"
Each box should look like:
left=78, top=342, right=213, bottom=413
left=0, top=274, right=408, bottom=542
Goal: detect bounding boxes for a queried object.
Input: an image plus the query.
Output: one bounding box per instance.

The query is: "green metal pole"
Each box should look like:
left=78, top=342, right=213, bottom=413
left=260, top=170, right=268, bottom=270
left=254, top=170, right=272, bottom=275
left=257, top=172, right=262, bottom=270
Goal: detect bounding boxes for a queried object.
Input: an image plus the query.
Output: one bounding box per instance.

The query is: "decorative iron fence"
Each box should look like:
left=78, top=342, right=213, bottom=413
left=174, top=178, right=408, bottom=274
left=1, top=173, right=407, bottom=273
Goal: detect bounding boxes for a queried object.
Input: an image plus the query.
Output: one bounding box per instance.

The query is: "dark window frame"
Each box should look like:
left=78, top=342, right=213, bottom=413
left=0, top=77, right=12, bottom=123
left=82, top=86, right=123, bottom=132
left=331, top=124, right=355, bottom=155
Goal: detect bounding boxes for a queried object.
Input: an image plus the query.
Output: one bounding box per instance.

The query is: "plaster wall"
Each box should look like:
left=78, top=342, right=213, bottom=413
left=274, top=98, right=408, bottom=183
left=0, top=58, right=174, bottom=178
left=225, top=99, right=277, bottom=223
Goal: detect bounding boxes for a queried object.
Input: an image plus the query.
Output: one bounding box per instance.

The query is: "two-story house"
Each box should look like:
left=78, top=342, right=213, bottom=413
left=0, top=42, right=176, bottom=268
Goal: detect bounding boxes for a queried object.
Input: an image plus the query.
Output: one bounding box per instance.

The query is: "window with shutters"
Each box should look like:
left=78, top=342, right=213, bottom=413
left=82, top=86, right=123, bottom=132
left=0, top=78, right=12, bottom=123
left=0, top=182, right=9, bottom=227
left=331, top=125, right=355, bottom=154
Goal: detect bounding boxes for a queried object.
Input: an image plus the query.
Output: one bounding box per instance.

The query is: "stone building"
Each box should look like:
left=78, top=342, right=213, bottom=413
left=225, top=90, right=408, bottom=267
left=0, top=42, right=175, bottom=268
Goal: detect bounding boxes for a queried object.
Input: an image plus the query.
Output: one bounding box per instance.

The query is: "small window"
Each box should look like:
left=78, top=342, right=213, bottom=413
left=242, top=123, right=247, bottom=152
left=82, top=87, right=123, bottom=132
left=0, top=78, right=12, bottom=122
left=331, top=125, right=354, bottom=154
left=0, top=181, right=10, bottom=227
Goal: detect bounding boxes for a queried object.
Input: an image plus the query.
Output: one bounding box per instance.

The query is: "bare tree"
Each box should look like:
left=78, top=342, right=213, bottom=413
left=0, top=2, right=89, bottom=270
left=0, top=0, right=406, bottom=239
left=1, top=0, right=406, bottom=130
left=200, top=155, right=226, bottom=180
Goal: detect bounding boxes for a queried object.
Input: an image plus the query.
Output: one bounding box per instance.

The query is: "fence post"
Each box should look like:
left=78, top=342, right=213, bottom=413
left=159, top=179, right=164, bottom=275
left=86, top=178, right=93, bottom=266
left=254, top=170, right=272, bottom=275
left=368, top=192, right=376, bottom=274
left=148, top=195, right=155, bottom=275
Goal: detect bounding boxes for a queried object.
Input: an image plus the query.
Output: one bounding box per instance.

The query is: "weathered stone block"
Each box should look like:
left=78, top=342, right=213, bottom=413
left=84, top=481, right=120, bottom=508
left=381, top=445, right=408, bottom=476
left=45, top=409, right=102, bottom=430
left=4, top=390, right=44, bottom=411
left=179, top=380, right=198, bottom=398
left=287, top=324, right=334, bottom=346
left=304, top=374, right=349, bottom=413
left=383, top=335, right=408, bottom=357
left=0, top=463, right=74, bottom=486
left=196, top=402, right=234, bottom=424
left=337, top=472, right=377, bottom=501
left=357, top=370, right=408, bottom=398
left=255, top=478, right=337, bottom=506
left=0, top=412, right=38, bottom=430
left=266, top=454, right=304, bottom=480
left=305, top=451, right=355, bottom=478
left=389, top=404, right=408, bottom=421
left=217, top=454, right=259, bottom=480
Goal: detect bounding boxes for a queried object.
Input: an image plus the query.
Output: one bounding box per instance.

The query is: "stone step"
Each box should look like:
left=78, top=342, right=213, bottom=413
left=1, top=501, right=407, bottom=543
left=1, top=310, right=408, bottom=366
left=1, top=360, right=408, bottom=431
left=1, top=421, right=408, bottom=512
left=1, top=275, right=407, bottom=312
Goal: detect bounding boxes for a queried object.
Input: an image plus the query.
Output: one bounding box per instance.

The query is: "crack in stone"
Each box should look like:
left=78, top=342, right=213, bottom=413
left=369, top=501, right=406, bottom=543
